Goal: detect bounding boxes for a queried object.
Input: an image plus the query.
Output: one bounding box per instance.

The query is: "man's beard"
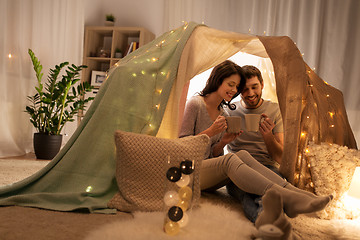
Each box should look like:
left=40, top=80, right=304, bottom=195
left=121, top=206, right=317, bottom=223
left=242, top=94, right=262, bottom=108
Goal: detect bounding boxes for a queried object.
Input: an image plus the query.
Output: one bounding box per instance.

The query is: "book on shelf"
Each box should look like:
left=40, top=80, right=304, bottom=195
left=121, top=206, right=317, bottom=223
left=125, top=41, right=139, bottom=56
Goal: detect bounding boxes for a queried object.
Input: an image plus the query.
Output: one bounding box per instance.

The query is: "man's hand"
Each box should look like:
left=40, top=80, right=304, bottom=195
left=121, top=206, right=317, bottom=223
left=259, top=113, right=275, bottom=137
left=259, top=113, right=284, bottom=164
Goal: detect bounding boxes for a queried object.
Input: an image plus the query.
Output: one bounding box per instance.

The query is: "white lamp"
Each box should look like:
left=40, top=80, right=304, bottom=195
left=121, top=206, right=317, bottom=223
left=348, top=167, right=360, bottom=199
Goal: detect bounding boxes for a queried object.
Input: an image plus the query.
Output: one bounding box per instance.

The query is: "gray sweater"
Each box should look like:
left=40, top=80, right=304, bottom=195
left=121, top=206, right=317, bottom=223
left=179, top=95, right=228, bottom=158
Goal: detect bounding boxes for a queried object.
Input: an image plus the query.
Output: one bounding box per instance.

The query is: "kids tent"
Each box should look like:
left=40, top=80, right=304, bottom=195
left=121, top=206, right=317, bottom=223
left=0, top=22, right=357, bottom=213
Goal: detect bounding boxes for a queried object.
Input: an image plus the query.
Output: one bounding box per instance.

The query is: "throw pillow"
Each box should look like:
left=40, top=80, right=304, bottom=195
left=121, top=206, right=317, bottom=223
left=306, top=142, right=360, bottom=219
left=107, top=130, right=209, bottom=212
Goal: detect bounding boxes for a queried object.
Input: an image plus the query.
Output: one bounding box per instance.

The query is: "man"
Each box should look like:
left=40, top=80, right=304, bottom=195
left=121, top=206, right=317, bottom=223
left=226, top=65, right=284, bottom=223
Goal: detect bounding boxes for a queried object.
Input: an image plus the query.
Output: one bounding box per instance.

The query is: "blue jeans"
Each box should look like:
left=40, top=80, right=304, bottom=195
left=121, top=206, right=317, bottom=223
left=226, top=165, right=283, bottom=223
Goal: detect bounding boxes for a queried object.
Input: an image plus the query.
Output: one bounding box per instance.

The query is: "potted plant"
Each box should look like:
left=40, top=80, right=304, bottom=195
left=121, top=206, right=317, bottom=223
left=105, top=14, right=115, bottom=26
left=115, top=48, right=122, bottom=58
left=26, top=49, right=94, bottom=159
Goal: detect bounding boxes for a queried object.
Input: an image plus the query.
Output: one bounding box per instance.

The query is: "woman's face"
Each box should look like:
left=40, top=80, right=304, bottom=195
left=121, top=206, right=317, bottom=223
left=216, top=74, right=240, bottom=102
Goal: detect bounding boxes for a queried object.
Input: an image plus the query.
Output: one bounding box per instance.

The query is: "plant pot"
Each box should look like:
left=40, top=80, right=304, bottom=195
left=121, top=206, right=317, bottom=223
left=33, top=133, right=63, bottom=160
left=105, top=20, right=114, bottom=26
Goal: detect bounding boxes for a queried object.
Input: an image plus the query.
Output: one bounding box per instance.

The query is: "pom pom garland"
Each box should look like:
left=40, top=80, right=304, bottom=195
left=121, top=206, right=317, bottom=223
left=166, top=167, right=182, bottom=182
left=180, top=160, right=195, bottom=175
left=163, top=159, right=195, bottom=235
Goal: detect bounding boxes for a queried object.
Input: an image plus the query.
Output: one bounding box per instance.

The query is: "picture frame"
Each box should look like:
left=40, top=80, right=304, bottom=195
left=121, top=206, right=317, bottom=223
left=91, top=70, right=106, bottom=87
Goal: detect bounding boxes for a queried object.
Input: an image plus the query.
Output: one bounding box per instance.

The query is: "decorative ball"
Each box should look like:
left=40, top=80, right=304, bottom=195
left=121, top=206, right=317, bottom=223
left=164, top=191, right=180, bottom=206
left=176, top=174, right=190, bottom=187
left=180, top=160, right=194, bottom=175
left=177, top=199, right=189, bottom=212
left=166, top=167, right=181, bottom=182
left=164, top=221, right=180, bottom=235
left=178, top=212, right=189, bottom=227
left=168, top=206, right=183, bottom=222
left=178, top=186, right=192, bottom=201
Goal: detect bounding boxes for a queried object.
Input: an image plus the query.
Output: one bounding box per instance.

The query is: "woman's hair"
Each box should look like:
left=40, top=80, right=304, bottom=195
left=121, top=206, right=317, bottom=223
left=199, top=60, right=245, bottom=110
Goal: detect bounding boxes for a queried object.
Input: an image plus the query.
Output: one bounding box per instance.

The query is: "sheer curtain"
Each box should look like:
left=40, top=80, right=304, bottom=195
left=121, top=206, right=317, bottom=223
left=163, top=0, right=360, bottom=146
left=0, top=0, right=85, bottom=157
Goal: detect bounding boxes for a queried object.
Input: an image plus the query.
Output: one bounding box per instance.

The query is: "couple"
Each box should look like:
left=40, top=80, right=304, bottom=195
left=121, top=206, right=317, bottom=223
left=179, top=60, right=332, bottom=238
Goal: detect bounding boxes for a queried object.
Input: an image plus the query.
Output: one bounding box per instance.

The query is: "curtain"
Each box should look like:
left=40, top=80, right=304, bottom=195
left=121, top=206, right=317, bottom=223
left=163, top=0, right=360, bottom=146
left=0, top=0, right=85, bottom=157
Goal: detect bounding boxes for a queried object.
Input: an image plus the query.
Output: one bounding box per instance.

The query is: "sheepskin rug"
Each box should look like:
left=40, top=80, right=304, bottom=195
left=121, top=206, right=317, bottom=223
left=85, top=202, right=256, bottom=240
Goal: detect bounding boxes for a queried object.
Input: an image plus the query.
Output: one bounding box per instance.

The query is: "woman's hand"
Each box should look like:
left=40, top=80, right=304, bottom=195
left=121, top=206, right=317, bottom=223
left=220, top=131, right=242, bottom=145
left=208, top=115, right=228, bottom=136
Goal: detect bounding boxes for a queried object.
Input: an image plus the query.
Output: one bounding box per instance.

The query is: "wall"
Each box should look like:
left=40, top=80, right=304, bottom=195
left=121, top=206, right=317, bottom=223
left=85, top=0, right=165, bottom=37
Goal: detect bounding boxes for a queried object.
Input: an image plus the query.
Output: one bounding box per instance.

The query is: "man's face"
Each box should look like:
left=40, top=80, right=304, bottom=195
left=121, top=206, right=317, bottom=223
left=240, top=76, right=263, bottom=109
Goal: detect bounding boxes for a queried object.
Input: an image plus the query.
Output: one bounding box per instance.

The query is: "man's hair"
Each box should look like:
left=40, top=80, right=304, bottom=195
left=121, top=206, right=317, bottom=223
left=242, top=65, right=263, bottom=85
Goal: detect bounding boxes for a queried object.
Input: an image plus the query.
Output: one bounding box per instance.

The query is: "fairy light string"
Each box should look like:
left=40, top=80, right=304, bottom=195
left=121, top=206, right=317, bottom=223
left=294, top=61, right=342, bottom=191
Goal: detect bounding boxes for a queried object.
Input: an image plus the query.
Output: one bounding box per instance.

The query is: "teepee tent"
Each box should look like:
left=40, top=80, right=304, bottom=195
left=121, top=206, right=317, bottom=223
left=0, top=22, right=357, bottom=213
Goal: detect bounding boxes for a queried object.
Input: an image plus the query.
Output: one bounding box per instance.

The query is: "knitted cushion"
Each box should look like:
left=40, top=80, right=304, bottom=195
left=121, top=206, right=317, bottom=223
left=307, top=142, right=360, bottom=219
left=107, top=130, right=209, bottom=212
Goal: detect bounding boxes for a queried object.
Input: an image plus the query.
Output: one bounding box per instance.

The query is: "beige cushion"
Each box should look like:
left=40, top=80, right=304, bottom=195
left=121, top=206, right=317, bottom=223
left=307, top=142, right=360, bottom=219
left=107, top=130, right=209, bottom=212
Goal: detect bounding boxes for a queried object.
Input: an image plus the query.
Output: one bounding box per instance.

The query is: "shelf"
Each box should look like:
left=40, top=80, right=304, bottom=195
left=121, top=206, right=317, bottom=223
left=78, top=26, right=155, bottom=122
left=82, top=26, right=154, bottom=85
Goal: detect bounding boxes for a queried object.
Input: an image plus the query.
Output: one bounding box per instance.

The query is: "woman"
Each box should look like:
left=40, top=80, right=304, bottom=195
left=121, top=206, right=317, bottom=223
left=179, top=60, right=332, bottom=234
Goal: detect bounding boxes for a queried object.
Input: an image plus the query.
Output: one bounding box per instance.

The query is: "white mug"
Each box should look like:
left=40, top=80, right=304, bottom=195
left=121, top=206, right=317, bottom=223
left=245, top=114, right=262, bottom=132
left=225, top=116, right=242, bottom=133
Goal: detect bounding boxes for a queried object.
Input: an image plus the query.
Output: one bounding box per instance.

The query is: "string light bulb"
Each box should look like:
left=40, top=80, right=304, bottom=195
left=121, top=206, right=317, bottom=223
left=86, top=186, right=93, bottom=192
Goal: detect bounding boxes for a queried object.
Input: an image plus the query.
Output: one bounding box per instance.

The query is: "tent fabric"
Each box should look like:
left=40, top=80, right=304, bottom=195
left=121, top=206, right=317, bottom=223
left=158, top=24, right=357, bottom=184
left=0, top=22, right=199, bottom=213
left=257, top=36, right=357, bottom=184
left=0, top=22, right=357, bottom=212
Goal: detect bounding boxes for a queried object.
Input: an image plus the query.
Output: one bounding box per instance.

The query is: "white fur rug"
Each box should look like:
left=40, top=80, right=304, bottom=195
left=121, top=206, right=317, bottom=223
left=1, top=157, right=360, bottom=240
left=85, top=202, right=256, bottom=240
left=83, top=199, right=360, bottom=240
